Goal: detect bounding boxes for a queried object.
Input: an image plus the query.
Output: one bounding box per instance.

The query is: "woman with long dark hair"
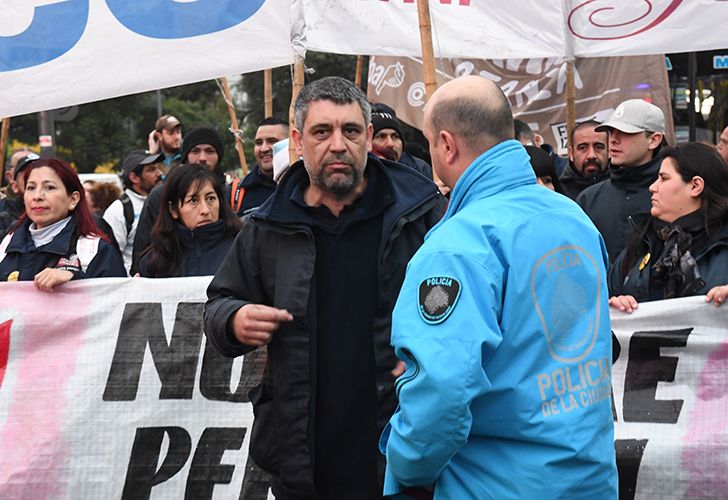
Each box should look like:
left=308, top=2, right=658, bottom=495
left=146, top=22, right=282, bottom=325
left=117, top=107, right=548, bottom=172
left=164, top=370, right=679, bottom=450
left=608, top=142, right=728, bottom=312
left=139, top=163, right=242, bottom=277
left=0, top=158, right=126, bottom=290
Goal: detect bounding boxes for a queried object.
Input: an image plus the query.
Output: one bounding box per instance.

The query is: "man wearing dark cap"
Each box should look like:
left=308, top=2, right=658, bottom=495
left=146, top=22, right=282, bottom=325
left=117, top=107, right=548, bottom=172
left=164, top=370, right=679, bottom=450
left=103, top=150, right=163, bottom=273
left=0, top=152, right=40, bottom=237
left=131, top=126, right=226, bottom=275
left=148, top=114, right=182, bottom=168
left=371, top=106, right=432, bottom=179
left=577, top=99, right=666, bottom=261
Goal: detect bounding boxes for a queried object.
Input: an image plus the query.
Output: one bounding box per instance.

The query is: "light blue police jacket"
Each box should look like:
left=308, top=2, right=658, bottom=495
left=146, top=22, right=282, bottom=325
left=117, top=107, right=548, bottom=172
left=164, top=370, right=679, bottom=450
left=381, top=140, right=618, bottom=499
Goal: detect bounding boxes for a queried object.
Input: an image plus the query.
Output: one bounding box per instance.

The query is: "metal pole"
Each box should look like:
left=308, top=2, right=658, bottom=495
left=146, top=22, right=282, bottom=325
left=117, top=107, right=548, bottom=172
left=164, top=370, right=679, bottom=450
left=156, top=90, right=163, bottom=117
left=688, top=52, right=697, bottom=142
left=38, top=110, right=56, bottom=157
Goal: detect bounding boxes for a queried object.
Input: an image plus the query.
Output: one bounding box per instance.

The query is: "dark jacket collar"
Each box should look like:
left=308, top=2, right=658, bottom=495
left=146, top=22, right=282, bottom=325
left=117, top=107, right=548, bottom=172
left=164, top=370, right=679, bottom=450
left=560, top=161, right=610, bottom=187
left=7, top=215, right=78, bottom=255
left=608, top=155, right=661, bottom=189
left=240, top=164, right=276, bottom=190
left=175, top=219, right=228, bottom=247
left=254, top=155, right=439, bottom=227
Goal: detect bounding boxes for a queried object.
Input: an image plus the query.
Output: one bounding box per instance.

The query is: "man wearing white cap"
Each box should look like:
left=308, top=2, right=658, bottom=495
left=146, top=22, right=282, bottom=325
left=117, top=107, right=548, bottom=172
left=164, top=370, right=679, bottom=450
left=576, top=99, right=666, bottom=261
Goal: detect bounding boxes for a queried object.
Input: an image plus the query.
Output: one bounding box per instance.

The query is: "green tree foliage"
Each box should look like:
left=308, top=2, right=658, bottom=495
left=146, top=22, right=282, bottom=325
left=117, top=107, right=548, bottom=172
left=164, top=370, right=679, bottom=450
left=7, top=81, right=234, bottom=173
left=237, top=52, right=365, bottom=162
left=5, top=52, right=365, bottom=174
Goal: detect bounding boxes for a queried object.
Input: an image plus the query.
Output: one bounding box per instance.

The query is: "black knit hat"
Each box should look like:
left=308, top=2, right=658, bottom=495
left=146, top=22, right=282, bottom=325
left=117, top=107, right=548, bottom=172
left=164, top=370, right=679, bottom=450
left=371, top=112, right=404, bottom=141
left=181, top=126, right=224, bottom=163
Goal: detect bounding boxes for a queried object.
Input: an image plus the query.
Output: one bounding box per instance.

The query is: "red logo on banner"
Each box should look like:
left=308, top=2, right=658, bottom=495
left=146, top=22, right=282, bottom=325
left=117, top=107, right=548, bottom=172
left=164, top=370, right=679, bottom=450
left=568, top=0, right=683, bottom=40
left=0, top=320, right=10, bottom=389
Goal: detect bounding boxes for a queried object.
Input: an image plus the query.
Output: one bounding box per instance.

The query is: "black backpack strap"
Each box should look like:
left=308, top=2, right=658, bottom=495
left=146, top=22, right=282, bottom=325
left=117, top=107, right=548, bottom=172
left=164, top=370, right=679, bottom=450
left=120, top=193, right=134, bottom=236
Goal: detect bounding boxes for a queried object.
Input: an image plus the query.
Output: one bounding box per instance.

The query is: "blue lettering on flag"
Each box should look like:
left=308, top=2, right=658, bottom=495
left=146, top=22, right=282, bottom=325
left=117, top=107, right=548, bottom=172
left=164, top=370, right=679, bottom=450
left=106, top=0, right=266, bottom=39
left=0, top=0, right=89, bottom=72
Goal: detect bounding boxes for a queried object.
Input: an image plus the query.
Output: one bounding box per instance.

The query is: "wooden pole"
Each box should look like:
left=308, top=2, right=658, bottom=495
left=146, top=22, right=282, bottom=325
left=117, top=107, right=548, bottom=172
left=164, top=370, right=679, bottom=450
left=289, top=57, right=305, bottom=164
left=565, top=59, right=576, bottom=151
left=354, top=56, right=364, bottom=89
left=415, top=0, right=441, bottom=184
left=264, top=69, right=273, bottom=117
left=416, top=0, right=438, bottom=100
left=0, top=117, right=10, bottom=181
left=220, top=77, right=248, bottom=176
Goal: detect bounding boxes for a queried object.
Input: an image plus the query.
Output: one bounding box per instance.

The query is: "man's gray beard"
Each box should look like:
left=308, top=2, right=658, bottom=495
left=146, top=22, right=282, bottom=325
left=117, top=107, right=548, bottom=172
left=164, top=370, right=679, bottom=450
left=313, top=164, right=363, bottom=200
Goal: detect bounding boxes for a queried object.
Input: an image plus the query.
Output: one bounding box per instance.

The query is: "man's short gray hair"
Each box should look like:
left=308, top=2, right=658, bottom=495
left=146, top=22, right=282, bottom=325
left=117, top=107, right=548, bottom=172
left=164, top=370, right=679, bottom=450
left=294, top=76, right=371, bottom=130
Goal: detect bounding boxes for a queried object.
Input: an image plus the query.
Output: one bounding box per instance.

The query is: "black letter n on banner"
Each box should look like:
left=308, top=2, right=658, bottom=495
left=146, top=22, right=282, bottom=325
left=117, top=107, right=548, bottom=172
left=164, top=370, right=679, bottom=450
left=103, top=303, right=204, bottom=401
left=623, top=328, right=692, bottom=423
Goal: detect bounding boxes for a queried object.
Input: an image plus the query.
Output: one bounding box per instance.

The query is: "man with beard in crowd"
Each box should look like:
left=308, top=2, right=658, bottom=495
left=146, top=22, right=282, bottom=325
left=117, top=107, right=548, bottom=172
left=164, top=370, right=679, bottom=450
left=559, top=120, right=610, bottom=200
left=229, top=117, right=288, bottom=215
left=148, top=114, right=182, bottom=169
left=370, top=105, right=432, bottom=179
left=204, top=77, right=445, bottom=500
left=0, top=151, right=38, bottom=237
left=103, top=150, right=164, bottom=274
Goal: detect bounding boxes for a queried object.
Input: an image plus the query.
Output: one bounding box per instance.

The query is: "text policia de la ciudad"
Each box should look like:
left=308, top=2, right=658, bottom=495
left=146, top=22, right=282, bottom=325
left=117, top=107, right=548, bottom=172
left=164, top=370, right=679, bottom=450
left=537, top=357, right=612, bottom=418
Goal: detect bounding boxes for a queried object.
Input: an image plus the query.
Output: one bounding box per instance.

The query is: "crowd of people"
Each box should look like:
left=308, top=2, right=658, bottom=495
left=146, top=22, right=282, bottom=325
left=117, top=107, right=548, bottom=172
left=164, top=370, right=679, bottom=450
left=2, top=74, right=728, bottom=498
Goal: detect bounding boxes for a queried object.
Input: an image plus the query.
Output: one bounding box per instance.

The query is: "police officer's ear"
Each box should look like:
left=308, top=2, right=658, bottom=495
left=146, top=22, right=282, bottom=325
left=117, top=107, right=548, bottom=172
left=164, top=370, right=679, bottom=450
left=438, top=130, right=459, bottom=165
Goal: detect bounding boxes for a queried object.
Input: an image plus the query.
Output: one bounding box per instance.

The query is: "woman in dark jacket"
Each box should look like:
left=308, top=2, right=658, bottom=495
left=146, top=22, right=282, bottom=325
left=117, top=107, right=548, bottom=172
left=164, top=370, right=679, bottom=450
left=139, top=163, right=242, bottom=277
left=0, top=158, right=126, bottom=290
left=608, top=142, right=728, bottom=312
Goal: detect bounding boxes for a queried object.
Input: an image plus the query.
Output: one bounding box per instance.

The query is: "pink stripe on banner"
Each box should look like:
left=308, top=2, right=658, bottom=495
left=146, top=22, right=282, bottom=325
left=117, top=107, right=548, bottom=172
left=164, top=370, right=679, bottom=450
left=0, top=284, right=90, bottom=499
left=0, top=320, right=10, bottom=390
left=681, top=340, right=728, bottom=497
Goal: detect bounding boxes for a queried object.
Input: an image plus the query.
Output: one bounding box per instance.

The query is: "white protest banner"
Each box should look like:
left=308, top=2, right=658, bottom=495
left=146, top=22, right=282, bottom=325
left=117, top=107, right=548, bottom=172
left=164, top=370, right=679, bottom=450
left=0, top=0, right=294, bottom=118
left=303, top=1, right=728, bottom=59
left=2, top=279, right=728, bottom=499
left=367, top=55, right=675, bottom=154
left=611, top=296, right=728, bottom=499
left=0, top=277, right=269, bottom=500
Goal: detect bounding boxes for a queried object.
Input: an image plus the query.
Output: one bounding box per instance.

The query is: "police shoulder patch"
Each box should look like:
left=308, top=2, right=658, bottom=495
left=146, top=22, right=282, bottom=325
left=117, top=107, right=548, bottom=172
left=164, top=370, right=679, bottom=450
left=418, top=276, right=461, bottom=324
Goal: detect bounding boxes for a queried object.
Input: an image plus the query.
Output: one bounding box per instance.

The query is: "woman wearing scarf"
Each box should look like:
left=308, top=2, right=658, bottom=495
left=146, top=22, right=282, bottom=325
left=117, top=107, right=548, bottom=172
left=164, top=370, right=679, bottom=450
left=608, top=142, right=728, bottom=312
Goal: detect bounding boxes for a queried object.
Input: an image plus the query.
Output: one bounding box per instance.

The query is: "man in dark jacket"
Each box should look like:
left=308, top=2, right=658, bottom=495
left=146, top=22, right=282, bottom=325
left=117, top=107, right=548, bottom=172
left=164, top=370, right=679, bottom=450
left=229, top=116, right=288, bottom=215
left=370, top=104, right=433, bottom=179
left=559, top=120, right=609, bottom=200
left=0, top=152, right=38, bottom=237
left=204, top=77, right=445, bottom=500
left=576, top=99, right=666, bottom=261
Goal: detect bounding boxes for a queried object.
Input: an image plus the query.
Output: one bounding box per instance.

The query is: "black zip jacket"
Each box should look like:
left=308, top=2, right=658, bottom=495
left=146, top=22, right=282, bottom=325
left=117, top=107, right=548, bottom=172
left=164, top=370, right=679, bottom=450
left=138, top=219, right=236, bottom=277
left=204, top=157, right=446, bottom=498
left=577, top=156, right=661, bottom=262
left=559, top=162, right=610, bottom=201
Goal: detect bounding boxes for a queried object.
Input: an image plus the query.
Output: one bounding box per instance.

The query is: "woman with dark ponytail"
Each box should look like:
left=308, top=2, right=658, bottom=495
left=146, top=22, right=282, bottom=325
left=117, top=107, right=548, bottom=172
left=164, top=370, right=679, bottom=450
left=139, top=163, right=242, bottom=277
